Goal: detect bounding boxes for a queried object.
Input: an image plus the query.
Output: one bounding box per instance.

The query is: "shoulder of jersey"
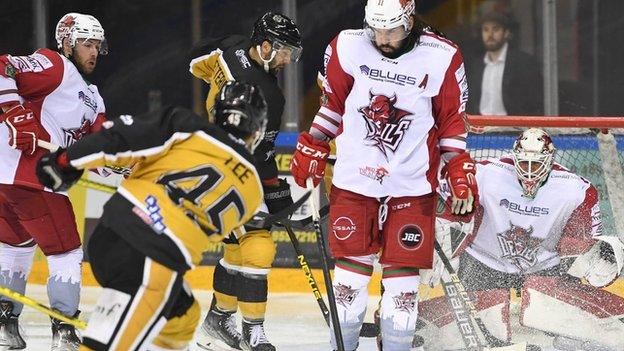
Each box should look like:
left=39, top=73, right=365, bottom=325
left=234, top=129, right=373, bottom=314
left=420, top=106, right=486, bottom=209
left=336, top=29, right=368, bottom=43
left=479, top=156, right=515, bottom=170
left=31, top=48, right=64, bottom=66
left=202, top=123, right=255, bottom=164
left=549, top=163, right=587, bottom=184
left=418, top=28, right=459, bottom=53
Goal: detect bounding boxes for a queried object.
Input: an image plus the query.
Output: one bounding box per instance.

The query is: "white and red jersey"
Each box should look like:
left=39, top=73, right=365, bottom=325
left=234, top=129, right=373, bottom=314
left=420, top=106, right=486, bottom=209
left=0, top=48, right=106, bottom=189
left=465, top=157, right=602, bottom=274
left=314, top=29, right=468, bottom=198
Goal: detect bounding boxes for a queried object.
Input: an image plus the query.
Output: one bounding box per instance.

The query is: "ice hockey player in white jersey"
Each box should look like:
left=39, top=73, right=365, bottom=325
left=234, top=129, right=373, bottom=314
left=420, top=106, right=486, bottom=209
left=419, top=128, right=624, bottom=350
left=290, top=1, right=478, bottom=350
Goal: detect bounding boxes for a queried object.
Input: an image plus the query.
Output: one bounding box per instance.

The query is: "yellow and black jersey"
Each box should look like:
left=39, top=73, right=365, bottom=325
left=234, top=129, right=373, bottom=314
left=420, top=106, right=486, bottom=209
left=189, top=35, right=285, bottom=184
left=65, top=107, right=263, bottom=271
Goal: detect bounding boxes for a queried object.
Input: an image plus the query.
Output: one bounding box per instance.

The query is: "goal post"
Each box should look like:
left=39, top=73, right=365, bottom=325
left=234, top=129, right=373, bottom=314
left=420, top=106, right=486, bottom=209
left=466, top=115, right=624, bottom=241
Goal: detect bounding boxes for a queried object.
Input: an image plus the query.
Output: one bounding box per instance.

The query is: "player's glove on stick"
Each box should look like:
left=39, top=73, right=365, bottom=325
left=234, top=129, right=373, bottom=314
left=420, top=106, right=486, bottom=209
left=264, top=178, right=294, bottom=214
left=36, top=150, right=84, bottom=192
left=4, top=105, right=42, bottom=155
left=290, top=131, right=330, bottom=188
left=442, top=152, right=478, bottom=215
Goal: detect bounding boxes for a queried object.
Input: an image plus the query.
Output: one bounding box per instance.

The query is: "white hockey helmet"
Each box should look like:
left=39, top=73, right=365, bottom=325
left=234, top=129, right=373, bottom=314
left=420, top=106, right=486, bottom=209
left=55, top=13, right=108, bottom=55
left=364, top=0, right=415, bottom=42
left=512, top=128, right=556, bottom=198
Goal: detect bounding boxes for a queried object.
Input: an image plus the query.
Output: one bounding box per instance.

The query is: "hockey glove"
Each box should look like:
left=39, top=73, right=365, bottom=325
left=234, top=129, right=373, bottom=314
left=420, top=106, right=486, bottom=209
left=567, top=236, right=624, bottom=288
left=36, top=150, right=83, bottom=192
left=4, top=105, right=42, bottom=155
left=263, top=178, right=294, bottom=214
left=290, top=131, right=330, bottom=188
left=442, top=152, right=478, bottom=215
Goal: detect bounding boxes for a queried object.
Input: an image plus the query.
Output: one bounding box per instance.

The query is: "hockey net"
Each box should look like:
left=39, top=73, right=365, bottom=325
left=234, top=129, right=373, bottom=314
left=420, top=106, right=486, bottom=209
left=466, top=115, right=624, bottom=239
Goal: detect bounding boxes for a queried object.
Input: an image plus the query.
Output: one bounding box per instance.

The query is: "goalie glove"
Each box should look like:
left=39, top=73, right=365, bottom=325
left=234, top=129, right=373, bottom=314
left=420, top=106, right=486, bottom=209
left=567, top=236, right=624, bottom=288
left=441, top=152, right=478, bottom=215
left=420, top=216, right=475, bottom=287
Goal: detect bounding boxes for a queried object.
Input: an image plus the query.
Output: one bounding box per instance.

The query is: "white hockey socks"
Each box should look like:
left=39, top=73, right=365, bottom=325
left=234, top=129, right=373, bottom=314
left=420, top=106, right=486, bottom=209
left=0, top=244, right=36, bottom=315
left=380, top=274, right=421, bottom=351
left=47, top=247, right=83, bottom=316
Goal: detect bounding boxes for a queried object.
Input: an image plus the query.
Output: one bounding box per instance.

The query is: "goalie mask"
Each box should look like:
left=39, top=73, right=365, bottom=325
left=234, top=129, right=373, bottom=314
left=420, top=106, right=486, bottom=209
left=55, top=13, right=108, bottom=55
left=512, top=128, right=556, bottom=198
left=214, top=81, right=268, bottom=153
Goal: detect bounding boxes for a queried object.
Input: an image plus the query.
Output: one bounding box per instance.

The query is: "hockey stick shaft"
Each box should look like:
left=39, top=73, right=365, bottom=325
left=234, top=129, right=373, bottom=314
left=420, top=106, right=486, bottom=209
left=283, top=224, right=331, bottom=324
left=434, top=241, right=527, bottom=350
left=282, top=224, right=380, bottom=338
left=307, top=179, right=345, bottom=351
left=0, top=286, right=87, bottom=329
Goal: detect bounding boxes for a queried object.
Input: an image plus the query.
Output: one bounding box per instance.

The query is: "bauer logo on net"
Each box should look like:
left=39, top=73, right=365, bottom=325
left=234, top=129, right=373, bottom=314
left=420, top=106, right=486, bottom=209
left=398, top=224, right=423, bottom=250
left=332, top=216, right=356, bottom=240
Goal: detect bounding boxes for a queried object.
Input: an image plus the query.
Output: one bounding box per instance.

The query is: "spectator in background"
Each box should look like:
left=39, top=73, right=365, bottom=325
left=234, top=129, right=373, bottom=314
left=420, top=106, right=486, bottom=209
left=466, top=11, right=543, bottom=116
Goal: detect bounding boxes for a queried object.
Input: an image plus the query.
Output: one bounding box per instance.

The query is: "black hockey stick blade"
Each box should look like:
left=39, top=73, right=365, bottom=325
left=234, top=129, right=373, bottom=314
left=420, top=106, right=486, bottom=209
left=246, top=191, right=312, bottom=229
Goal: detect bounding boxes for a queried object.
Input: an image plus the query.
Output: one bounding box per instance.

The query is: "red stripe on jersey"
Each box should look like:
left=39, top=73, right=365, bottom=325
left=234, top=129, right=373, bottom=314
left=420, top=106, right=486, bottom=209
left=317, top=111, right=340, bottom=127
left=558, top=185, right=599, bottom=256
left=319, top=35, right=354, bottom=118
left=311, top=123, right=335, bottom=139
left=426, top=128, right=440, bottom=191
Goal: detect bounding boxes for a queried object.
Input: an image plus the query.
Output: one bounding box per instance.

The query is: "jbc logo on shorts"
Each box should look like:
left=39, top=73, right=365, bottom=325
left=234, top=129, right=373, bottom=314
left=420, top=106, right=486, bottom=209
left=398, top=224, right=423, bottom=250
left=332, top=216, right=357, bottom=241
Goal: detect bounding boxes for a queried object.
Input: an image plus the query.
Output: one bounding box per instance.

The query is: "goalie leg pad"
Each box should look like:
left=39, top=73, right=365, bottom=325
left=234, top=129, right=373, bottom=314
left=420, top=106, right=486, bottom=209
left=521, top=275, right=624, bottom=350
left=418, top=289, right=511, bottom=350
left=331, top=257, right=374, bottom=351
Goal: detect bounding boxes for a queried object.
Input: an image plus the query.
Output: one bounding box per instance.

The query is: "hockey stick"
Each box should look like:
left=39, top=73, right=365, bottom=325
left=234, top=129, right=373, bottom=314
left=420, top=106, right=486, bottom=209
left=0, top=286, right=87, bottom=329
left=281, top=224, right=380, bottom=338
left=434, top=240, right=528, bottom=351
left=307, top=178, right=345, bottom=351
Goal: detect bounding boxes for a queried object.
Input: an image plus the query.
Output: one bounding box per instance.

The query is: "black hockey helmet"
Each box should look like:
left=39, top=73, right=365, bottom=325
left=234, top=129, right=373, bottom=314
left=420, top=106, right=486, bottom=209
left=214, top=81, right=268, bottom=151
left=251, top=12, right=303, bottom=62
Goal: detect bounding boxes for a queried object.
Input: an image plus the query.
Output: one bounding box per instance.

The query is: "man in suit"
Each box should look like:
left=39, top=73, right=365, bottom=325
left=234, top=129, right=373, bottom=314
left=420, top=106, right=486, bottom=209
left=466, top=12, right=543, bottom=116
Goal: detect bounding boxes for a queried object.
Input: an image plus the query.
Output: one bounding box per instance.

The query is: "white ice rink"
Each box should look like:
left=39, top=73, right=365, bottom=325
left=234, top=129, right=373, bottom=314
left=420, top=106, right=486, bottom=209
left=11, top=284, right=603, bottom=351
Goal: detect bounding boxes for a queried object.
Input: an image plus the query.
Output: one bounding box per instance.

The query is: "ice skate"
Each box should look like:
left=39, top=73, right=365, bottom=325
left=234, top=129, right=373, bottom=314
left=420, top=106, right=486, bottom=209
left=239, top=320, right=275, bottom=351
left=196, top=302, right=241, bottom=351
left=0, top=301, right=26, bottom=350
left=50, top=313, right=81, bottom=351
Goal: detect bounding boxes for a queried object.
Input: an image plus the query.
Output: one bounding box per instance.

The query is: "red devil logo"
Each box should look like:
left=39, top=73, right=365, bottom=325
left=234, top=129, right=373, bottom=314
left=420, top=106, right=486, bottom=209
left=497, top=222, right=543, bottom=271
left=359, top=90, right=412, bottom=158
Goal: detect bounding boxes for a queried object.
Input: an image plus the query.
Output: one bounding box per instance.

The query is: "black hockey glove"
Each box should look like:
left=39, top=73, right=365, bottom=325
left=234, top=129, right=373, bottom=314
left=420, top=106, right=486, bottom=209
left=599, top=240, right=617, bottom=264
left=263, top=178, right=294, bottom=214
left=36, top=149, right=83, bottom=192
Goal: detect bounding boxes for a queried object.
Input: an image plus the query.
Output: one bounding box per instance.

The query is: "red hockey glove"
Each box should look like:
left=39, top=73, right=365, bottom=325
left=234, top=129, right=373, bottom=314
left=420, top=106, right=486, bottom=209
left=442, top=152, right=478, bottom=215
left=4, top=105, right=42, bottom=155
left=290, top=131, right=330, bottom=188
